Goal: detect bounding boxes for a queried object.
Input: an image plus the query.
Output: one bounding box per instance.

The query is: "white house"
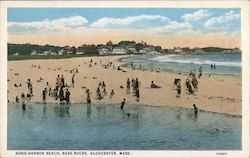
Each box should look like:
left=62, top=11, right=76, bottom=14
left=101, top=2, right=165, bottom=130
left=58, top=49, right=64, bottom=55
left=42, top=51, right=49, bottom=55
left=30, top=50, right=37, bottom=55
left=50, top=52, right=57, bottom=55
left=112, top=47, right=126, bottom=54
left=126, top=47, right=137, bottom=54
left=99, top=48, right=111, bottom=55
left=76, top=51, right=84, bottom=55
left=139, top=47, right=155, bottom=54
left=174, top=47, right=183, bottom=53
left=66, top=51, right=73, bottom=55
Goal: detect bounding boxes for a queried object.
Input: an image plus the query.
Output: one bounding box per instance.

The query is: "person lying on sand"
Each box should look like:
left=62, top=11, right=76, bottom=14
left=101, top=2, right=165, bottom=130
left=117, top=66, right=122, bottom=70
left=150, top=81, right=161, bottom=88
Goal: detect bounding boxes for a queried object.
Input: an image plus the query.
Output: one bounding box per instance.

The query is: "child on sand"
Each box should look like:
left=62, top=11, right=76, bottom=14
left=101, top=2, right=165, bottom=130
left=103, top=88, right=107, bottom=96
left=110, top=89, right=115, bottom=98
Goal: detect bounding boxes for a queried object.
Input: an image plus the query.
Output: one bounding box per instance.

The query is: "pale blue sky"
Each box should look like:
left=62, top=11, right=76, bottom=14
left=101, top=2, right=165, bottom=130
left=8, top=8, right=240, bottom=32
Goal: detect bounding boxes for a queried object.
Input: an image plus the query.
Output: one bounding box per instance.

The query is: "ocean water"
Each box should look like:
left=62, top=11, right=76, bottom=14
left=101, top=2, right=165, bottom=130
left=8, top=103, right=241, bottom=150
left=120, top=53, right=241, bottom=76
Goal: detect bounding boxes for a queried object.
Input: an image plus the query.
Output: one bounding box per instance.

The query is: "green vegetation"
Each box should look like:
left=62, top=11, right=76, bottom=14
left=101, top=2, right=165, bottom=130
left=8, top=54, right=125, bottom=61
left=8, top=43, right=63, bottom=55
left=8, top=42, right=239, bottom=61
left=117, top=40, right=136, bottom=46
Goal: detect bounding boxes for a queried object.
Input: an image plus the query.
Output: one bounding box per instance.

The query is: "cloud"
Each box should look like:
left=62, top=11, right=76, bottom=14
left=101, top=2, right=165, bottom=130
left=90, top=15, right=168, bottom=28
left=150, top=21, right=193, bottom=34
left=8, top=16, right=88, bottom=31
left=204, top=10, right=240, bottom=28
left=8, top=11, right=240, bottom=48
left=182, top=10, right=212, bottom=21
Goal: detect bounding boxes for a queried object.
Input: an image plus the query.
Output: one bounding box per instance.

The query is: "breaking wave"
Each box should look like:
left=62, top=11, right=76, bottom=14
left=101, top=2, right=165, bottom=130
left=152, top=55, right=241, bottom=67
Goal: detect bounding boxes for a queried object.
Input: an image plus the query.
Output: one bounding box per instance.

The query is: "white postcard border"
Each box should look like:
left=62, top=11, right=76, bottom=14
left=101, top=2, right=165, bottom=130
left=0, top=1, right=249, bottom=158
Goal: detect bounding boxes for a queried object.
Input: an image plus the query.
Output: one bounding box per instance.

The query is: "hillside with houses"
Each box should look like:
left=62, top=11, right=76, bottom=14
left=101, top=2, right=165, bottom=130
left=8, top=41, right=242, bottom=56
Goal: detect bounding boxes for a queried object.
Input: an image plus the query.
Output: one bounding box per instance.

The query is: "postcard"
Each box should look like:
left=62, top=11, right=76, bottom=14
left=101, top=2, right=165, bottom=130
left=0, top=0, right=249, bottom=157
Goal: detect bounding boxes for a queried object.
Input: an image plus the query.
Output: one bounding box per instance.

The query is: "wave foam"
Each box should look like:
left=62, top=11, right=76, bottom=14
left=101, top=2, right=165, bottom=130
left=152, top=55, right=241, bottom=67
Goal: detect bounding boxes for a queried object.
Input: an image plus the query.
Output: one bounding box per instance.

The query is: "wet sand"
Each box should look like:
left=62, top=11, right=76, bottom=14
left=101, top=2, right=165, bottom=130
left=7, top=55, right=242, bottom=116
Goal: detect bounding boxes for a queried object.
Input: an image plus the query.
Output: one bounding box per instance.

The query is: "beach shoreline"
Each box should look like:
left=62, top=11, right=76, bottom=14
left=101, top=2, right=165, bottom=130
left=7, top=55, right=242, bottom=116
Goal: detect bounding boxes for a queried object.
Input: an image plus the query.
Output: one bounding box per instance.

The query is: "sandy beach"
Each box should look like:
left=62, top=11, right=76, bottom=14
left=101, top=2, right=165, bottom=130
left=7, top=55, right=242, bottom=116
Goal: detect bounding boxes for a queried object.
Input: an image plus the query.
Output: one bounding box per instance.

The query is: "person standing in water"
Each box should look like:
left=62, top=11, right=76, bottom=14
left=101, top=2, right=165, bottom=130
left=65, top=89, right=71, bottom=105
left=199, top=66, right=202, bottom=78
left=59, top=87, right=64, bottom=104
left=21, top=92, right=26, bottom=110
left=120, top=98, right=126, bottom=110
left=42, top=89, right=47, bottom=104
left=193, top=104, right=198, bottom=115
left=15, top=96, right=19, bottom=103
left=86, top=89, right=91, bottom=105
